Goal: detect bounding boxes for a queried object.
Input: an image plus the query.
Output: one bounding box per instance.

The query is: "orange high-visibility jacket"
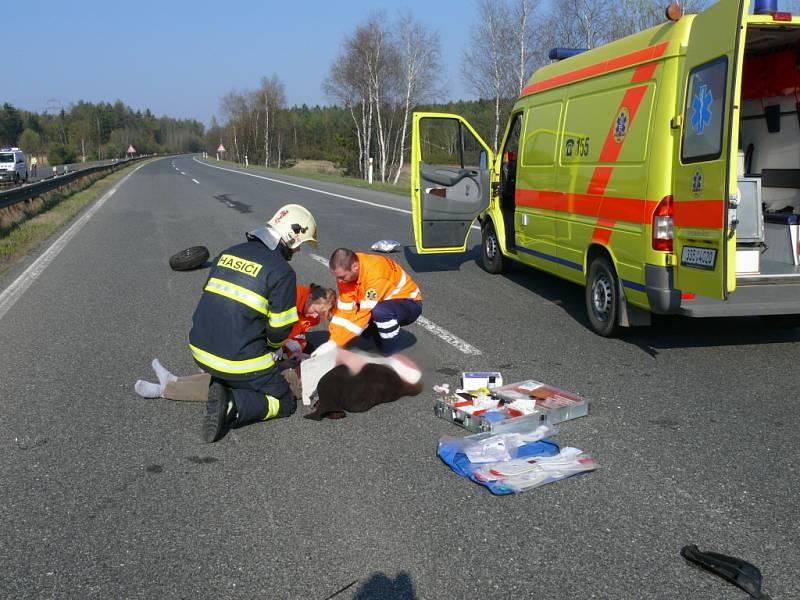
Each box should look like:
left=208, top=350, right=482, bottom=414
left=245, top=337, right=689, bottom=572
left=329, top=253, right=422, bottom=346
left=284, top=285, right=320, bottom=357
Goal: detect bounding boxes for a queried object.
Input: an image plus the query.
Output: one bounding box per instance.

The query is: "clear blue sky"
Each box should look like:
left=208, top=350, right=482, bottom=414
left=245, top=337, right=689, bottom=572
left=7, top=0, right=500, bottom=126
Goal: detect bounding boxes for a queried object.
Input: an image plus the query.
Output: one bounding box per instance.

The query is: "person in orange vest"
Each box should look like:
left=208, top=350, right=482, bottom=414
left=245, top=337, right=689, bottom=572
left=315, top=247, right=422, bottom=356
left=283, top=283, right=336, bottom=358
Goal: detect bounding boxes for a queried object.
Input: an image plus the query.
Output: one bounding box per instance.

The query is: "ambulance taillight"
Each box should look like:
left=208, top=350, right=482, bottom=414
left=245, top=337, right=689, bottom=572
left=652, top=195, right=674, bottom=252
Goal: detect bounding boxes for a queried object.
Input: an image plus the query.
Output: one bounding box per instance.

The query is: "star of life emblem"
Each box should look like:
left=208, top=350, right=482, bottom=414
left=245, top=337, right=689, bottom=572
left=692, top=170, right=704, bottom=194
left=614, top=107, right=630, bottom=143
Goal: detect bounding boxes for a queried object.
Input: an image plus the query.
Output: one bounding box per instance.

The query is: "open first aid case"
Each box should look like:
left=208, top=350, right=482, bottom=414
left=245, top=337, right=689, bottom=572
left=434, top=379, right=589, bottom=433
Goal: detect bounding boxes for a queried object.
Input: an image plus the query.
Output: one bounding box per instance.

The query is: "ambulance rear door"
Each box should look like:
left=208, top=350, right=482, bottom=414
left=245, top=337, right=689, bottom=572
left=672, top=0, right=748, bottom=299
left=411, top=112, right=494, bottom=254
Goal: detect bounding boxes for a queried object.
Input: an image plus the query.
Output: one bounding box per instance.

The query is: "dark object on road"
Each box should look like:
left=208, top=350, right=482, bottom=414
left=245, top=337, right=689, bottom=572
left=305, top=363, right=423, bottom=421
left=169, top=246, right=209, bottom=271
left=680, top=544, right=771, bottom=599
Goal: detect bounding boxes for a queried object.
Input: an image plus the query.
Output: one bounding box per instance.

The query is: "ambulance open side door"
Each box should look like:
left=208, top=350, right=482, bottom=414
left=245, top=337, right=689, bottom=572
left=411, top=112, right=494, bottom=254
left=672, top=0, right=748, bottom=300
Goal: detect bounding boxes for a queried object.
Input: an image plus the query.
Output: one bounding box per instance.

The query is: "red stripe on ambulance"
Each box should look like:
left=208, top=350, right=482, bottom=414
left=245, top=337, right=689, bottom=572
left=521, top=42, right=668, bottom=96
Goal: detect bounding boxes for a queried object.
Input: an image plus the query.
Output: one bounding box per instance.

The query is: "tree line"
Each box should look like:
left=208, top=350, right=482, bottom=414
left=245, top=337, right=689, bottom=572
left=207, top=0, right=724, bottom=183
left=0, top=100, right=205, bottom=165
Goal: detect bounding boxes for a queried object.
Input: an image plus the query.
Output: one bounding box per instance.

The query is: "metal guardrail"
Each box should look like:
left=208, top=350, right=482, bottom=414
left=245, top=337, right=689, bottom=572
left=0, top=156, right=148, bottom=210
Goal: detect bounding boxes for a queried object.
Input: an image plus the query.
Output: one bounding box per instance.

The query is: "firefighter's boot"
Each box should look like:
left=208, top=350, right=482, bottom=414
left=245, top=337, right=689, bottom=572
left=203, top=382, right=235, bottom=443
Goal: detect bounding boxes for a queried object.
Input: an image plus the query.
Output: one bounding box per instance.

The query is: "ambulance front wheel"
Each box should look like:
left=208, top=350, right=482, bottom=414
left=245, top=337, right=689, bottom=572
left=586, top=256, right=621, bottom=337
left=481, top=221, right=508, bottom=274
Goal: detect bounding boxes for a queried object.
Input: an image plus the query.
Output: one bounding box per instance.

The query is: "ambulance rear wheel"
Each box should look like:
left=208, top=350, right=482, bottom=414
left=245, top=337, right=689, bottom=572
left=586, top=256, right=620, bottom=337
left=481, top=221, right=508, bottom=274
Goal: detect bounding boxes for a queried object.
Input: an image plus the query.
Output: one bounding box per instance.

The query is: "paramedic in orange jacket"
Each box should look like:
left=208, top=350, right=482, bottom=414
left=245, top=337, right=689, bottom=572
left=324, top=248, right=422, bottom=355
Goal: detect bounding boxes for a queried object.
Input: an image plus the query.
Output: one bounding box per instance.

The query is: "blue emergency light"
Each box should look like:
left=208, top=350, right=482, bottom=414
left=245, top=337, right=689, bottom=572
left=548, top=48, right=587, bottom=61
left=754, top=0, right=778, bottom=14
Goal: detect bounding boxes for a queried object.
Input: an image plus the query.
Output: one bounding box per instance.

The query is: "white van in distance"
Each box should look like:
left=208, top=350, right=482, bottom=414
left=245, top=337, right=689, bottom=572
left=0, top=147, right=29, bottom=183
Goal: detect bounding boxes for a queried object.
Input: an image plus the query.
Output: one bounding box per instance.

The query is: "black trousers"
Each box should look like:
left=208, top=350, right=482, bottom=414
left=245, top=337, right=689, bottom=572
left=215, top=368, right=296, bottom=425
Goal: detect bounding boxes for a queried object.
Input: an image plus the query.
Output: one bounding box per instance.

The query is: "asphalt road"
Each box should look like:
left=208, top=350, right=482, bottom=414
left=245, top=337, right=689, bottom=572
left=1, top=155, right=798, bottom=599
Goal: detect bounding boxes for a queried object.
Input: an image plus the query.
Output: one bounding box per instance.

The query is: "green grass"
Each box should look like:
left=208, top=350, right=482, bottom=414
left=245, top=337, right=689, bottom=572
left=0, top=163, right=141, bottom=276
left=201, top=157, right=412, bottom=198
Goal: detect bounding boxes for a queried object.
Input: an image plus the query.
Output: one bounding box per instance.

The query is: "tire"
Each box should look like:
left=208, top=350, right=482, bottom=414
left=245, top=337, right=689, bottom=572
left=480, top=220, right=508, bottom=274
left=169, top=246, right=210, bottom=271
left=585, top=256, right=621, bottom=337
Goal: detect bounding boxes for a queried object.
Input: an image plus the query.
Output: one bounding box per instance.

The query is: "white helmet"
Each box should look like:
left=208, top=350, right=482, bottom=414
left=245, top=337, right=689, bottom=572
left=248, top=204, right=317, bottom=251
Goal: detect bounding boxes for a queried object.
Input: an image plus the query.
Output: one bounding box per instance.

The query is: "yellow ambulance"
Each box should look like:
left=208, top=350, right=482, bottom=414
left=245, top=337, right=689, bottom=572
left=411, top=0, right=800, bottom=335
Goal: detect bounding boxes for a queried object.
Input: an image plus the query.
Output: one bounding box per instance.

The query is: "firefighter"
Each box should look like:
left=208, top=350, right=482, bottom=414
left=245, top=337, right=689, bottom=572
left=316, top=248, right=423, bottom=356
left=189, top=203, right=318, bottom=443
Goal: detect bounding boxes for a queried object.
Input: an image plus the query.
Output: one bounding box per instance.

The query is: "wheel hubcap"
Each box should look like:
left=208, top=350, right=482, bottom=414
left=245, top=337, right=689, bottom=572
left=592, top=273, right=613, bottom=321
left=485, top=232, right=498, bottom=260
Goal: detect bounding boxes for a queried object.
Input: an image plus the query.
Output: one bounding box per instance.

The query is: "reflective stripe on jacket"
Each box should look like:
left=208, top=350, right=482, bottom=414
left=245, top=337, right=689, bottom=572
left=189, top=239, right=298, bottom=379
left=329, top=252, right=421, bottom=346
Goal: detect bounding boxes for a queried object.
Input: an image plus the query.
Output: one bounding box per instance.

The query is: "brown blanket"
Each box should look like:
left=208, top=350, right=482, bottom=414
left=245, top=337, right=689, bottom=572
left=304, top=363, right=423, bottom=420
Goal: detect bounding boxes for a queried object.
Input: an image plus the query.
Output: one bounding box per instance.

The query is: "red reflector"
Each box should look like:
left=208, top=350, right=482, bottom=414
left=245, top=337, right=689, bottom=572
left=773, top=11, right=792, bottom=21
left=654, top=194, right=673, bottom=217
left=652, top=195, right=674, bottom=252
left=681, top=292, right=696, bottom=300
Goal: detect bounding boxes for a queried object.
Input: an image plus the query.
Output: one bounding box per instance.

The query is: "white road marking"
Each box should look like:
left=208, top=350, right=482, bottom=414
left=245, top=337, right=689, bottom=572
left=415, top=316, right=482, bottom=355
left=307, top=253, right=481, bottom=355
left=192, top=157, right=480, bottom=230
left=0, top=162, right=150, bottom=322
left=180, top=171, right=186, bottom=176
left=192, top=178, right=200, bottom=184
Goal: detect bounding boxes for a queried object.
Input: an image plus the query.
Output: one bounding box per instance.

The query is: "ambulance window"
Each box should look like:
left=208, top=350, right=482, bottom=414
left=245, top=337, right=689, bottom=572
left=681, top=56, right=727, bottom=163
left=419, top=118, right=485, bottom=170
left=521, top=102, right=562, bottom=166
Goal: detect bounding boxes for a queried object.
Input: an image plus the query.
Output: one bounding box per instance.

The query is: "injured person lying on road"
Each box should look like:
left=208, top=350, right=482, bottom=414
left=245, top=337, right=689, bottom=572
left=133, top=348, right=423, bottom=421
left=304, top=348, right=423, bottom=420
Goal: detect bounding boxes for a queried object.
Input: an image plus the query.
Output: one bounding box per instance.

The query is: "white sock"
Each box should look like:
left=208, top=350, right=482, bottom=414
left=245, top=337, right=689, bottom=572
left=151, top=358, right=177, bottom=387
left=135, top=379, right=164, bottom=398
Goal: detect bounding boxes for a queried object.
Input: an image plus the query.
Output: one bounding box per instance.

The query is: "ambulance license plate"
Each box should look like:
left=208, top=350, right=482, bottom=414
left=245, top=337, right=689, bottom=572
left=681, top=246, right=716, bottom=269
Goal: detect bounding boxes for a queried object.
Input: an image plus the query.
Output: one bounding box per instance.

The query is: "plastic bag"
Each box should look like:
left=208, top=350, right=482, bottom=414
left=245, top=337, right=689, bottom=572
left=437, top=423, right=559, bottom=478
left=371, top=240, right=402, bottom=253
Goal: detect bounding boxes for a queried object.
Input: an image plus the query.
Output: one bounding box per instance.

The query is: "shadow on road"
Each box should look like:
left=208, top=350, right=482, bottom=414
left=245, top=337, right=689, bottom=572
left=403, top=245, right=481, bottom=273
left=467, top=248, right=800, bottom=356
left=349, top=571, right=416, bottom=600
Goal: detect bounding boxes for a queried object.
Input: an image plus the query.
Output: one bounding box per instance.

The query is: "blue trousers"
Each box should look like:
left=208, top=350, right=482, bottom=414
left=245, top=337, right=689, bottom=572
left=361, top=299, right=422, bottom=355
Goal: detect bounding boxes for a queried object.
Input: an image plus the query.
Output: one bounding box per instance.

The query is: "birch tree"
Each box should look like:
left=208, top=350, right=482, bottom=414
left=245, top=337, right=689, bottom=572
left=462, top=0, right=515, bottom=153
left=259, top=75, right=286, bottom=167
left=392, top=13, right=441, bottom=183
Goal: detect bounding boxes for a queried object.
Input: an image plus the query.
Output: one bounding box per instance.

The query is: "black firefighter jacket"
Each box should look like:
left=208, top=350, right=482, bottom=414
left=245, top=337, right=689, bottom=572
left=189, top=239, right=298, bottom=380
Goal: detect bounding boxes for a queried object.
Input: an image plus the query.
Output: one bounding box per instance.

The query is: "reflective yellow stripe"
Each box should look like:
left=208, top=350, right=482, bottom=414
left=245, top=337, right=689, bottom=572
left=263, top=395, right=280, bottom=420
left=268, top=306, right=299, bottom=328
left=266, top=338, right=283, bottom=349
left=189, top=343, right=275, bottom=374
left=204, top=278, right=269, bottom=316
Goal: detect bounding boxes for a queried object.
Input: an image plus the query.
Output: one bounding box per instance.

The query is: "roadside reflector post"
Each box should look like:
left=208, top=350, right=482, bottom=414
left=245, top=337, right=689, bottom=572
left=245, top=155, right=248, bottom=166
left=368, top=156, right=374, bottom=184
left=52, top=166, right=57, bottom=177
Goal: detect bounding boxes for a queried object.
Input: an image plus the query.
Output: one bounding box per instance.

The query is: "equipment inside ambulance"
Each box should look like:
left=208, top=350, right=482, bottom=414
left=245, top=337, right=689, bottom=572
left=411, top=0, right=800, bottom=336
